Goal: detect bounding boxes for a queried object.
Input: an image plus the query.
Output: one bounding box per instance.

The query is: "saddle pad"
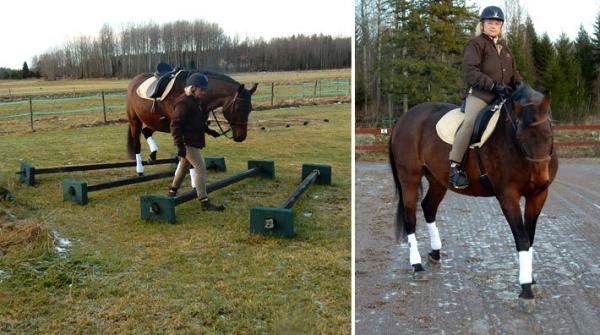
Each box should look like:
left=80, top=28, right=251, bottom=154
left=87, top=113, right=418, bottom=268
left=435, top=108, right=500, bottom=147
left=136, top=70, right=183, bottom=101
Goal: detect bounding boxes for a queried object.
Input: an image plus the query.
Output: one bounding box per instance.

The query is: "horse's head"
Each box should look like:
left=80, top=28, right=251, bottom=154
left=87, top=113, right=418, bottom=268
left=221, top=83, right=258, bottom=142
left=511, top=84, right=554, bottom=188
left=201, top=71, right=258, bottom=142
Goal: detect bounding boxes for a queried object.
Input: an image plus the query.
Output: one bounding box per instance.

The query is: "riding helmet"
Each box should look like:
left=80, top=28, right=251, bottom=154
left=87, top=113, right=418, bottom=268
left=480, top=6, right=504, bottom=22
left=186, top=73, right=209, bottom=89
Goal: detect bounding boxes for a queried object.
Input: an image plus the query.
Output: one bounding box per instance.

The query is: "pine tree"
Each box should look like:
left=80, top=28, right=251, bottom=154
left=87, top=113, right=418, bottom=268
left=21, top=62, right=30, bottom=79
left=380, top=0, right=477, bottom=108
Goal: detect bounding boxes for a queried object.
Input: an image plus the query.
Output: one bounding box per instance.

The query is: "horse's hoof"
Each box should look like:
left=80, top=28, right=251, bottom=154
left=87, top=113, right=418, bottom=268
left=137, top=173, right=144, bottom=177
left=148, top=151, right=157, bottom=164
left=412, top=270, right=428, bottom=281
left=518, top=297, right=535, bottom=313
left=427, top=251, right=441, bottom=268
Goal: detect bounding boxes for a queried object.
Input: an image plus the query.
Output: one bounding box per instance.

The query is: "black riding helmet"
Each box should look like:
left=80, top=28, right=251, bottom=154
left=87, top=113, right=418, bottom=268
left=186, top=73, right=209, bottom=89
left=480, top=6, right=504, bottom=22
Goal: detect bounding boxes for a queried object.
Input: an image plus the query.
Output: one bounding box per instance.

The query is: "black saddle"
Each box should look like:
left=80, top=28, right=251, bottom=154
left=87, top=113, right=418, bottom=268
left=147, top=62, right=180, bottom=99
left=470, top=98, right=504, bottom=144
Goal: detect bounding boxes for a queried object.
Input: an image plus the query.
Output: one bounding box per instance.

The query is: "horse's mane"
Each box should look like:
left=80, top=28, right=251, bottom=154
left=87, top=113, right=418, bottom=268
left=197, top=70, right=240, bottom=86
left=511, top=83, right=546, bottom=126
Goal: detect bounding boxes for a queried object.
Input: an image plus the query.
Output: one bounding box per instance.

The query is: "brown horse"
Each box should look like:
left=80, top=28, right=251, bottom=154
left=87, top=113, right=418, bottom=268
left=126, top=70, right=258, bottom=174
left=389, top=84, right=558, bottom=312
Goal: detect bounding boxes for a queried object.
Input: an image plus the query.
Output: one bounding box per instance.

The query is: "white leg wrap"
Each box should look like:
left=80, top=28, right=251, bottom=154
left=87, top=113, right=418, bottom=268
left=427, top=222, right=442, bottom=250
left=407, top=234, right=422, bottom=265
left=135, top=153, right=144, bottom=174
left=189, top=168, right=197, bottom=188
left=146, top=136, right=159, bottom=153
left=519, top=249, right=533, bottom=284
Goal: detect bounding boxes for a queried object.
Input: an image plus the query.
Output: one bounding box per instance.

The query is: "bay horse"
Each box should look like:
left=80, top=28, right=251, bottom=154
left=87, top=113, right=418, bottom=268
left=126, top=70, right=258, bottom=174
left=388, top=84, right=558, bottom=312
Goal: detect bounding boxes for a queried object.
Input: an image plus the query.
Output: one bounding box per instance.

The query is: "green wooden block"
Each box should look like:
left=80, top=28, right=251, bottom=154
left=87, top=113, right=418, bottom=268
left=63, top=179, right=88, bottom=205
left=140, top=195, right=177, bottom=224
left=301, top=163, right=332, bottom=185
left=250, top=207, right=295, bottom=237
left=19, top=162, right=35, bottom=185
left=204, top=156, right=227, bottom=172
left=248, top=160, right=275, bottom=179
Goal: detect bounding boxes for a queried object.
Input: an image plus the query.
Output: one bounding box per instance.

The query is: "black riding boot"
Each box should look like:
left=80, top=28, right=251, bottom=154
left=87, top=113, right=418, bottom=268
left=200, top=197, right=225, bottom=211
left=449, top=162, right=469, bottom=189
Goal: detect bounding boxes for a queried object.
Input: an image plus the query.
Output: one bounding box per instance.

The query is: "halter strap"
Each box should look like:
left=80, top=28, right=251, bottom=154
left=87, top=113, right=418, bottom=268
left=210, top=91, right=248, bottom=139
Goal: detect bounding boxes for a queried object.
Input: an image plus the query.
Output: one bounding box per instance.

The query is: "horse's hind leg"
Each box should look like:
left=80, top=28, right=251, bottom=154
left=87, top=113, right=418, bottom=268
left=142, top=127, right=159, bottom=162
left=422, top=174, right=447, bottom=266
left=399, top=176, right=428, bottom=281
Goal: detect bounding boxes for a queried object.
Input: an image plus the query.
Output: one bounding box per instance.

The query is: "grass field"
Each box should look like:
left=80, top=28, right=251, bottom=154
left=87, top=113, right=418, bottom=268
left=0, top=93, right=351, bottom=332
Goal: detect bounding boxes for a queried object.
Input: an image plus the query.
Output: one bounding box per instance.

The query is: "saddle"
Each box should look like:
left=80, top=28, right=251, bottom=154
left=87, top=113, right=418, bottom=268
left=436, top=99, right=506, bottom=192
left=136, top=62, right=183, bottom=101
left=435, top=100, right=505, bottom=148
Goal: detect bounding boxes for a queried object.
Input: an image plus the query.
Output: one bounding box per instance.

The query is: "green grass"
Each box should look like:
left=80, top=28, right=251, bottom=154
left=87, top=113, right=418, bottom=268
left=0, top=103, right=351, bottom=334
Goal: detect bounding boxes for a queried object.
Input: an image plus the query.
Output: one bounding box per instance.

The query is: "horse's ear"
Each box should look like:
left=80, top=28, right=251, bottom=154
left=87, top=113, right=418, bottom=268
left=238, top=84, right=245, bottom=93
left=249, top=83, right=258, bottom=95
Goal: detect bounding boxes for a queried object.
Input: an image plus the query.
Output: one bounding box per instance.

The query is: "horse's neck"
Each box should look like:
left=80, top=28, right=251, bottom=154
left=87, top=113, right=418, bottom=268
left=491, top=108, right=521, bottom=155
left=204, top=83, right=237, bottom=112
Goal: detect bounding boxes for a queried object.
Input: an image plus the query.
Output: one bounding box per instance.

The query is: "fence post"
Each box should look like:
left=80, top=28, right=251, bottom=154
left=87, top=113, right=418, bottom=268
left=101, top=92, right=107, bottom=123
left=29, top=97, right=34, bottom=132
left=313, top=80, right=318, bottom=98
left=271, top=82, right=275, bottom=106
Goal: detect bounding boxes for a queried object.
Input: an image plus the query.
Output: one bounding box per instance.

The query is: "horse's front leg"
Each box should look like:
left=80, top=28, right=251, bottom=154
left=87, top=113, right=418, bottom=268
left=524, top=189, right=550, bottom=286
left=498, top=190, right=535, bottom=312
left=421, top=176, right=447, bottom=266
left=142, top=127, right=159, bottom=163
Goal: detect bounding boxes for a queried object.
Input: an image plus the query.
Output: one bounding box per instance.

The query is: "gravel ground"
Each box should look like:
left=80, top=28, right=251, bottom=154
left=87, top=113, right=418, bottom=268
left=355, top=158, right=600, bottom=335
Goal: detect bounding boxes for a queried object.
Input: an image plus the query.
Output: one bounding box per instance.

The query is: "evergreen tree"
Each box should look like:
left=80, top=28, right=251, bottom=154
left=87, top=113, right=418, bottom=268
left=532, top=33, right=554, bottom=89
left=575, top=26, right=595, bottom=104
left=22, top=62, right=30, bottom=78
left=380, top=0, right=477, bottom=108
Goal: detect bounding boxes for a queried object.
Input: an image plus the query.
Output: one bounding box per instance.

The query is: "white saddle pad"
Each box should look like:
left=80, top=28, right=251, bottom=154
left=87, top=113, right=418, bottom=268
left=136, top=70, right=183, bottom=101
left=435, top=108, right=500, bottom=147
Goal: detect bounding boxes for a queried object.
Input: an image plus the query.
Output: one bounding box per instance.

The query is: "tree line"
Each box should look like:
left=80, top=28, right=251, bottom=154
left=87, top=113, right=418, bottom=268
left=356, top=0, right=600, bottom=124
left=2, top=20, right=350, bottom=80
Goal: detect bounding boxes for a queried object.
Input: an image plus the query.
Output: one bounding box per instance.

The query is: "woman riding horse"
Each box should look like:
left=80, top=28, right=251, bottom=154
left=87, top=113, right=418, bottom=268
left=449, top=5, right=522, bottom=189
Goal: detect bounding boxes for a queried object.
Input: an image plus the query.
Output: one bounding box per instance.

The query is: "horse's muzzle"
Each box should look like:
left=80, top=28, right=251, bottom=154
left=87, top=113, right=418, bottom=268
left=233, top=128, right=247, bottom=142
left=530, top=162, right=550, bottom=189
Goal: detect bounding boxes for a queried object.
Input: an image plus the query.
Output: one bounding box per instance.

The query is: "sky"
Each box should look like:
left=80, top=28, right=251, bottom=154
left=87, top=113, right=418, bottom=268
left=1, top=0, right=353, bottom=69
left=475, top=0, right=599, bottom=41
left=2, top=1, right=599, bottom=70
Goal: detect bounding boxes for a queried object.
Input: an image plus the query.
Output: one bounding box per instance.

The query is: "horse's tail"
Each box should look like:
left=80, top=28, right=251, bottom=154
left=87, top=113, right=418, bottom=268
left=388, top=135, right=407, bottom=242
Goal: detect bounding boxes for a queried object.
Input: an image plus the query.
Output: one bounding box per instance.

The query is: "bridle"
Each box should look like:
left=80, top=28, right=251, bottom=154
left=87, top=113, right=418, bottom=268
left=210, top=90, right=249, bottom=139
left=512, top=102, right=554, bottom=163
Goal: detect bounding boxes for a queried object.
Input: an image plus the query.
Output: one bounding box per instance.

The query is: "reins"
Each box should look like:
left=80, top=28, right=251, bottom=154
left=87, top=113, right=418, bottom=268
left=508, top=102, right=554, bottom=163
left=210, top=90, right=249, bottom=139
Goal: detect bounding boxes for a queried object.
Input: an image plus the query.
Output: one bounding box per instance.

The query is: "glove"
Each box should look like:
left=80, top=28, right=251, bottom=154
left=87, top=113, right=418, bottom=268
left=492, top=83, right=511, bottom=98
left=177, top=145, right=187, bottom=158
left=206, top=128, right=220, bottom=138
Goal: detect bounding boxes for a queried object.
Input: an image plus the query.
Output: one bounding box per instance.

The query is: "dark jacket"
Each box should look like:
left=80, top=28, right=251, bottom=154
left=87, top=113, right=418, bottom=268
left=462, top=34, right=522, bottom=103
left=170, top=94, right=208, bottom=149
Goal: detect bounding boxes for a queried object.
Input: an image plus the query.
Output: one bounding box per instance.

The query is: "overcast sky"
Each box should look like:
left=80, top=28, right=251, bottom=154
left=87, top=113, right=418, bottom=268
left=1, top=0, right=353, bottom=69
left=475, top=0, right=599, bottom=41
left=2, top=0, right=599, bottom=70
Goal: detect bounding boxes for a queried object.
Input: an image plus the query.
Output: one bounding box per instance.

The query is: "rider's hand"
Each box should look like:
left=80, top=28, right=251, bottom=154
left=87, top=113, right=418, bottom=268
left=492, top=83, right=510, bottom=98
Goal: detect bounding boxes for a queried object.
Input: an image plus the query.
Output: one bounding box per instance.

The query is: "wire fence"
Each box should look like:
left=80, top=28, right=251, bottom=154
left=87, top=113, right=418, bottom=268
left=0, top=79, right=350, bottom=134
